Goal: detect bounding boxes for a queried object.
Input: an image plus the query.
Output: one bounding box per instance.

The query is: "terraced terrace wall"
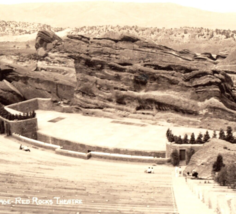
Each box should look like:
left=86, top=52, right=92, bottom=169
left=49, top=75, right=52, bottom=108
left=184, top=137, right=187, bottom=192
left=7, top=98, right=53, bottom=112
left=4, top=98, right=54, bottom=139
left=0, top=116, right=37, bottom=139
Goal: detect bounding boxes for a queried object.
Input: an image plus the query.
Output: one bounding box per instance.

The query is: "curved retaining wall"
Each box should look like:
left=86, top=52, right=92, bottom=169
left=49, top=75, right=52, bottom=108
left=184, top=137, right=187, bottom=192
left=37, top=132, right=166, bottom=157
left=0, top=116, right=37, bottom=139
left=12, top=133, right=169, bottom=163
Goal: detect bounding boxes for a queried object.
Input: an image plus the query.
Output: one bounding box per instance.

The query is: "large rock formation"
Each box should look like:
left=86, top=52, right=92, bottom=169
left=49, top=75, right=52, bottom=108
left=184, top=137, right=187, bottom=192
left=184, top=139, right=236, bottom=178
left=1, top=30, right=236, bottom=121
left=33, top=31, right=236, bottom=119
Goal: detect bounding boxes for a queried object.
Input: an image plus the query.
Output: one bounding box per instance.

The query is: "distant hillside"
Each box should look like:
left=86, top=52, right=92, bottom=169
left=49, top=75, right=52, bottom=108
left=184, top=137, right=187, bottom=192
left=1, top=2, right=236, bottom=29
left=69, top=26, right=236, bottom=54
left=0, top=20, right=64, bottom=37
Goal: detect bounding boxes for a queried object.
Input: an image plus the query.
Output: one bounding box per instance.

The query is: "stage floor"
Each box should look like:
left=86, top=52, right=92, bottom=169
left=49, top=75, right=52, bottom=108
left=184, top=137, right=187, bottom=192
left=36, top=110, right=211, bottom=153
left=36, top=110, right=167, bottom=152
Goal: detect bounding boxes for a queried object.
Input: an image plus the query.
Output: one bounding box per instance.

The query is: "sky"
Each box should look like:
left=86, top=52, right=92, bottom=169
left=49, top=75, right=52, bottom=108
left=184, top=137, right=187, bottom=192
left=0, top=0, right=236, bottom=13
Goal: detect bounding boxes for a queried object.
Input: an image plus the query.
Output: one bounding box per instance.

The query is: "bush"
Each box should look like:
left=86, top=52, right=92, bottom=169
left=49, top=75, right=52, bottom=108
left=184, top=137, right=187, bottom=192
left=170, top=149, right=179, bottom=166
left=226, top=163, right=236, bottom=188
left=215, top=166, right=227, bottom=186
left=215, top=163, right=236, bottom=188
left=186, top=148, right=195, bottom=165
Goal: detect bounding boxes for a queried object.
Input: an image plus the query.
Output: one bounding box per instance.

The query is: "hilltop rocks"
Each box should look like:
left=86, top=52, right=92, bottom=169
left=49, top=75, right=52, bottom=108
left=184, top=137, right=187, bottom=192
left=32, top=30, right=236, bottom=118
left=184, top=139, right=236, bottom=178
left=35, top=31, right=62, bottom=56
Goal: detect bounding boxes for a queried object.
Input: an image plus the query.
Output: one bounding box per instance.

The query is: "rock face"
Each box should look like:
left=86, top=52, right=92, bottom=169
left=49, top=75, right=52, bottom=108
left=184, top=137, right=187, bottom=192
left=2, top=30, right=236, bottom=120
left=184, top=139, right=236, bottom=178
left=34, top=30, right=236, bottom=119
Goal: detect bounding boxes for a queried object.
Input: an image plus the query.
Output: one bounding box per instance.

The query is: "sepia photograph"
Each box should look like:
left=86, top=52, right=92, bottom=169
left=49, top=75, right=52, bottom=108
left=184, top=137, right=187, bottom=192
left=0, top=0, right=236, bottom=213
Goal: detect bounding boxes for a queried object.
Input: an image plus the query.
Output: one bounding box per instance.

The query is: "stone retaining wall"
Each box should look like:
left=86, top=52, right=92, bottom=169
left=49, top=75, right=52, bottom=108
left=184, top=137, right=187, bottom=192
left=0, top=116, right=37, bottom=139
left=37, top=132, right=166, bottom=157
left=7, top=98, right=53, bottom=113
left=166, top=142, right=203, bottom=163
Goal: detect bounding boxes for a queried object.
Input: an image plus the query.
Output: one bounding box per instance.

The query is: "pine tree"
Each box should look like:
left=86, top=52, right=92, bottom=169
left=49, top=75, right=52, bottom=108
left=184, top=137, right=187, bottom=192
left=226, top=126, right=234, bottom=143
left=196, top=133, right=203, bottom=144
left=219, top=129, right=226, bottom=140
left=166, top=128, right=171, bottom=139
left=203, top=131, right=210, bottom=143
left=212, top=130, right=217, bottom=138
left=189, top=133, right=196, bottom=144
left=183, top=134, right=189, bottom=144
left=169, top=133, right=175, bottom=143
left=177, top=135, right=183, bottom=144
left=212, top=154, right=225, bottom=173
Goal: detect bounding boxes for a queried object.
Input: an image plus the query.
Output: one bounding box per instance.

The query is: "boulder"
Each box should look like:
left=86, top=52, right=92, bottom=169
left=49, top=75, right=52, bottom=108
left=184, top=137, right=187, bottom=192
left=184, top=139, right=236, bottom=178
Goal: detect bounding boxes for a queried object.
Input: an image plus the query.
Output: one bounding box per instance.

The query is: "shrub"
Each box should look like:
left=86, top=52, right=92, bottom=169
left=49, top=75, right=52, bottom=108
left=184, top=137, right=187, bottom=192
left=215, top=163, right=236, bottom=188
left=215, top=166, right=227, bottom=186
left=186, top=148, right=195, bottom=165
left=170, top=149, right=179, bottom=166
left=226, top=163, right=236, bottom=188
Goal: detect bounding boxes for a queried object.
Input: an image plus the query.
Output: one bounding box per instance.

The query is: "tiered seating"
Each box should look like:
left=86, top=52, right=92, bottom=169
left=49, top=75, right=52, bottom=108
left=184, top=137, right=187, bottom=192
left=0, top=136, right=178, bottom=214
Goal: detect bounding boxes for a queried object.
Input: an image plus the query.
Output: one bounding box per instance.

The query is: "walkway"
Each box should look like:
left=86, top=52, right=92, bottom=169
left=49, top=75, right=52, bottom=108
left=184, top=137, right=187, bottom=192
left=172, top=174, right=216, bottom=214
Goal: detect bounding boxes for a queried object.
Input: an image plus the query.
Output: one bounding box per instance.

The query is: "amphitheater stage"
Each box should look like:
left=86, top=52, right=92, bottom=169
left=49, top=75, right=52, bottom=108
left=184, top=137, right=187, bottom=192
left=36, top=110, right=167, bottom=157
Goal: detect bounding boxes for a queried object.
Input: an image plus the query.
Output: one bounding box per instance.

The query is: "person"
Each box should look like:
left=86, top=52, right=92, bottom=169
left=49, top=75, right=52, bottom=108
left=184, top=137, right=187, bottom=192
left=19, top=144, right=31, bottom=152
left=178, top=166, right=182, bottom=176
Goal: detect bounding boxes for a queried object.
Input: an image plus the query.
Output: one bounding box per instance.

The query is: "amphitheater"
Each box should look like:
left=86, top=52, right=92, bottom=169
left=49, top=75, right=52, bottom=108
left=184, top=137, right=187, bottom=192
left=0, top=98, right=217, bottom=214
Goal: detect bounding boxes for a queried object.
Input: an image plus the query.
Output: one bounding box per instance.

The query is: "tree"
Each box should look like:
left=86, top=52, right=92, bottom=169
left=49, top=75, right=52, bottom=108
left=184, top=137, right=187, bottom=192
left=226, top=163, right=236, bottom=188
left=177, top=135, right=183, bottom=144
left=189, top=133, right=196, bottom=144
left=226, top=126, right=234, bottom=143
left=183, top=134, right=189, bottom=144
left=215, top=166, right=227, bottom=186
left=166, top=128, right=171, bottom=141
left=212, top=154, right=225, bottom=173
left=170, top=149, right=179, bottom=166
left=219, top=129, right=226, bottom=140
left=196, top=133, right=203, bottom=144
left=212, top=130, right=217, bottom=138
left=203, top=131, right=210, bottom=143
left=169, top=133, right=175, bottom=143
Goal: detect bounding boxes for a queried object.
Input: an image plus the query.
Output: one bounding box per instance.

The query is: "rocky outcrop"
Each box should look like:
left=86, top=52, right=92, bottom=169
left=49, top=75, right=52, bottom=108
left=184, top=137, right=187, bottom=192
left=0, top=57, right=75, bottom=105
left=34, top=30, right=236, bottom=118
left=2, top=30, right=236, bottom=120
left=184, top=139, right=236, bottom=178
